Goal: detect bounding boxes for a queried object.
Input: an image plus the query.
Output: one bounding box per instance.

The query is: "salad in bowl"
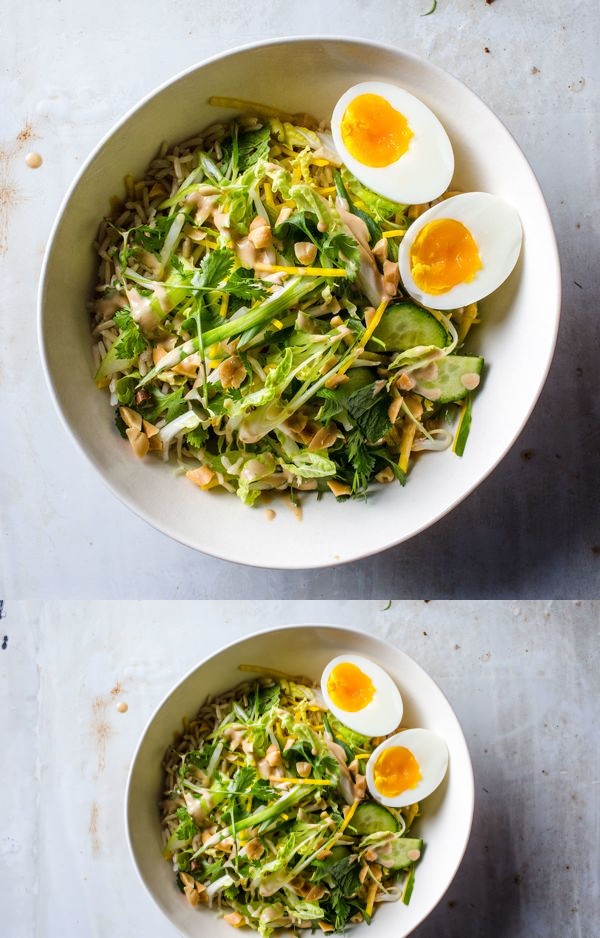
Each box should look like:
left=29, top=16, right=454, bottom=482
left=90, top=84, right=521, bottom=506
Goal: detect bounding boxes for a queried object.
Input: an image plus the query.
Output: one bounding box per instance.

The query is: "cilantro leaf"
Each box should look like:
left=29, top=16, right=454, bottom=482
left=112, top=309, right=148, bottom=360
left=185, top=425, right=208, bottom=449
left=229, top=765, right=255, bottom=793
left=173, top=807, right=197, bottom=842
left=346, top=430, right=376, bottom=493
left=113, top=309, right=133, bottom=330
left=182, top=748, right=213, bottom=774
left=114, top=327, right=147, bottom=361
left=321, top=231, right=360, bottom=279
left=224, top=267, right=269, bottom=301
left=130, top=213, right=182, bottom=255
left=114, top=374, right=138, bottom=405
left=147, top=386, right=188, bottom=423
left=193, top=248, right=235, bottom=290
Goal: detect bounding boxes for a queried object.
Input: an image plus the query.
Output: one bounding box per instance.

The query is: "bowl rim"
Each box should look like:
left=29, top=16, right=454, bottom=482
left=124, top=621, right=475, bottom=938
left=38, top=35, right=561, bottom=569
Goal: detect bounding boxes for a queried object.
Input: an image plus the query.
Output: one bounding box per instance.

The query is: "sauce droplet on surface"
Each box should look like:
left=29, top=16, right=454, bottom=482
left=25, top=152, right=43, bottom=169
left=265, top=509, right=276, bottom=521
left=116, top=701, right=128, bottom=713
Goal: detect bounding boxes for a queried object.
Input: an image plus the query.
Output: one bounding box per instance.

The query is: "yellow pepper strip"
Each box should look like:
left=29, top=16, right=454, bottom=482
left=338, top=298, right=389, bottom=376
left=262, top=181, right=276, bottom=214
left=311, top=158, right=331, bottom=167
left=339, top=799, right=360, bottom=834
left=382, top=228, right=407, bottom=238
left=219, top=292, right=229, bottom=319
left=399, top=395, right=424, bottom=473
left=272, top=319, right=284, bottom=330
left=316, top=186, right=337, bottom=196
left=457, top=302, right=479, bottom=343
left=254, top=262, right=347, bottom=278
left=208, top=95, right=296, bottom=122
left=271, top=777, right=335, bottom=786
left=365, top=880, right=378, bottom=918
left=200, top=238, right=219, bottom=251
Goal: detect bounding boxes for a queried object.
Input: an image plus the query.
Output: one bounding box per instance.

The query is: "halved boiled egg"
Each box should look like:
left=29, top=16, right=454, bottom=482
left=321, top=654, right=403, bottom=737
left=331, top=81, right=454, bottom=204
left=399, top=192, right=523, bottom=310
left=366, top=728, right=448, bottom=808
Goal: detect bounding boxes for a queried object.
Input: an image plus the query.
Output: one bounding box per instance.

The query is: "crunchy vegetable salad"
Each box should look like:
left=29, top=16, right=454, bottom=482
left=160, top=674, right=422, bottom=934
left=90, top=99, right=482, bottom=506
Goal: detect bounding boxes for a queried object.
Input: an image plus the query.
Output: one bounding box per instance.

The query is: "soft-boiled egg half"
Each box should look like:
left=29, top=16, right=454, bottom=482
left=399, top=191, right=523, bottom=310
left=366, top=728, right=449, bottom=808
left=321, top=654, right=403, bottom=737
left=331, top=81, right=454, bottom=204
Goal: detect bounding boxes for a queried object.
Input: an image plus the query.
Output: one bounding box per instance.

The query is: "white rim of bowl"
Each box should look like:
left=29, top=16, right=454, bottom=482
left=38, top=36, right=561, bottom=569
left=124, top=621, right=475, bottom=938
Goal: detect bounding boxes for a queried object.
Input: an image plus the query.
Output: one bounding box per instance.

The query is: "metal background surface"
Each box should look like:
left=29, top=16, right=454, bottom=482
left=0, top=0, right=598, bottom=597
left=1, top=600, right=598, bottom=936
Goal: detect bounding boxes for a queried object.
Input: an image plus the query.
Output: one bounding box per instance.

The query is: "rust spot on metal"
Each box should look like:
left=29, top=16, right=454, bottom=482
left=89, top=801, right=100, bottom=857
left=91, top=696, right=114, bottom=776
left=16, top=122, right=37, bottom=146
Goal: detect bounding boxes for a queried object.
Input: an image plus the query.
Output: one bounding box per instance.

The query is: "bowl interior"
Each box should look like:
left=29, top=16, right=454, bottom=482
left=125, top=624, right=474, bottom=938
left=40, top=38, right=559, bottom=567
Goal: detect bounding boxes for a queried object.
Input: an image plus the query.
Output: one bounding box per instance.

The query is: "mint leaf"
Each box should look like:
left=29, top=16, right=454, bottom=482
left=237, top=126, right=271, bottom=172
left=257, top=683, right=280, bottom=714
left=316, top=389, right=343, bottom=424
left=346, top=383, right=391, bottom=443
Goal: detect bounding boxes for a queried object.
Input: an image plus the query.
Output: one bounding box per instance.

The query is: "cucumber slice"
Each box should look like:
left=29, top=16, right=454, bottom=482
left=337, top=366, right=373, bottom=400
left=320, top=845, right=351, bottom=869
left=416, top=355, right=483, bottom=404
left=348, top=802, right=399, bottom=835
left=375, top=836, right=423, bottom=870
left=368, top=302, right=447, bottom=352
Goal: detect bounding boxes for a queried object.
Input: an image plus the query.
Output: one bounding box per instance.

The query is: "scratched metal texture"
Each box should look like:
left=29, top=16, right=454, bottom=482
left=0, top=600, right=598, bottom=936
left=0, top=0, right=598, bottom=598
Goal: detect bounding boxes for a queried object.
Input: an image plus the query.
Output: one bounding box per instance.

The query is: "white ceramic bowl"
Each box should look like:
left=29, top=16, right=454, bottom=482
left=125, top=623, right=474, bottom=938
left=39, top=38, right=560, bottom=568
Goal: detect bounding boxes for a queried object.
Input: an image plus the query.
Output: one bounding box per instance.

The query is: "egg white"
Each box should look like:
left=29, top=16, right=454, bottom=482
left=366, top=728, right=449, bottom=807
left=321, top=654, right=403, bottom=737
left=331, top=81, right=454, bottom=204
left=399, top=191, right=523, bottom=310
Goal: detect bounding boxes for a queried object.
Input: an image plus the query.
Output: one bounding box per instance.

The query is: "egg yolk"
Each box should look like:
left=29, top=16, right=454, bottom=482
left=327, top=662, right=375, bottom=712
left=341, top=93, right=413, bottom=168
left=373, top=746, right=422, bottom=797
left=410, top=218, right=483, bottom=295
